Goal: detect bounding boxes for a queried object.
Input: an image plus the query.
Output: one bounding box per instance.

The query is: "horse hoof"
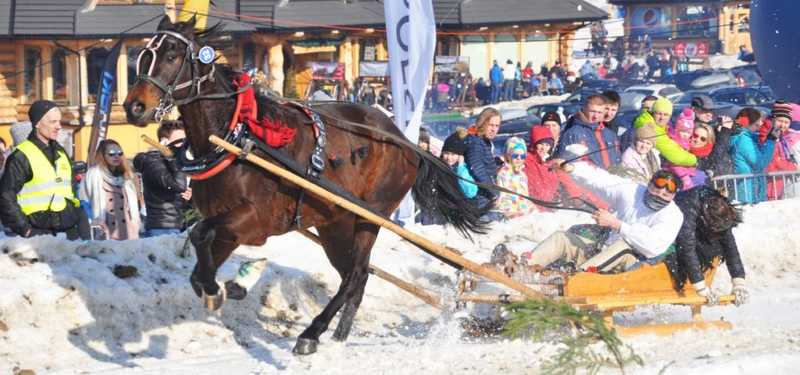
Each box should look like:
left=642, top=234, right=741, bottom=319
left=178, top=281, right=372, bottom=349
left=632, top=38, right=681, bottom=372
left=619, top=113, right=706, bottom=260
left=292, top=338, right=319, bottom=355
left=202, top=287, right=226, bottom=311
left=190, top=272, right=203, bottom=298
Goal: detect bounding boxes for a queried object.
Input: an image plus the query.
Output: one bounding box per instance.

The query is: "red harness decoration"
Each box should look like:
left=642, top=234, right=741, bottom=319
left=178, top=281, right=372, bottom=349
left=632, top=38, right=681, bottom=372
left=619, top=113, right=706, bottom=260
left=190, top=73, right=297, bottom=181
left=235, top=73, right=297, bottom=148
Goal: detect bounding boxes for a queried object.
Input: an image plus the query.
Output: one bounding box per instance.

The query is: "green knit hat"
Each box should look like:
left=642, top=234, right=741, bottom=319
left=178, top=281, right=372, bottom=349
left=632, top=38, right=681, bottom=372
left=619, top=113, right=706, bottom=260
left=652, top=98, right=673, bottom=115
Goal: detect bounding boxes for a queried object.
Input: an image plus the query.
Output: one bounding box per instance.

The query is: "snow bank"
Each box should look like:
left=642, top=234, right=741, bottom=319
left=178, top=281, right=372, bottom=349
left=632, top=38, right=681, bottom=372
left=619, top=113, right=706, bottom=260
left=1, top=198, right=800, bottom=374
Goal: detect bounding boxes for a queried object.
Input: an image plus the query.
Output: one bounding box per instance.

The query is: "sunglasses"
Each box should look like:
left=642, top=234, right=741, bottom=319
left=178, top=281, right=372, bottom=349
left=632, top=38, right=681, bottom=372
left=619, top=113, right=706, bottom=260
left=509, top=153, right=526, bottom=160
left=106, top=150, right=124, bottom=157
left=691, top=134, right=707, bottom=142
left=652, top=176, right=678, bottom=193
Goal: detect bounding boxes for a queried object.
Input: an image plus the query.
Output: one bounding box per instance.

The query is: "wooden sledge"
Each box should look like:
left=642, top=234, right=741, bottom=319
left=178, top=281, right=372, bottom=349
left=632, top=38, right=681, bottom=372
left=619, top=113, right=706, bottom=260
left=458, top=259, right=736, bottom=336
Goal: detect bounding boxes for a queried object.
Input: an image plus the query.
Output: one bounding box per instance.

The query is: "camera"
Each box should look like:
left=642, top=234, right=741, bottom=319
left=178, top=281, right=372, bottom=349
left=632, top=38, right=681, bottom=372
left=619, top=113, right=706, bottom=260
left=72, top=161, right=87, bottom=175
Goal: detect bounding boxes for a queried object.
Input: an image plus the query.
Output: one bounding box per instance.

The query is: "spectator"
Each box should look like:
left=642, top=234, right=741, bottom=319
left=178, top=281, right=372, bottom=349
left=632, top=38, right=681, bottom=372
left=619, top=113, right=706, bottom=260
left=0, top=136, right=7, bottom=175
left=621, top=124, right=661, bottom=183
left=524, top=126, right=559, bottom=207
left=764, top=102, right=800, bottom=199
left=730, top=109, right=777, bottom=203
left=464, top=107, right=503, bottom=213
left=441, top=128, right=477, bottom=199
left=695, top=95, right=735, bottom=177
left=81, top=139, right=141, bottom=240
left=547, top=72, right=564, bottom=95
left=665, top=108, right=710, bottom=190
left=474, top=78, right=491, bottom=105
left=0, top=100, right=89, bottom=239
left=503, top=59, right=516, bottom=101
left=555, top=94, right=621, bottom=169
left=634, top=98, right=697, bottom=168
left=418, top=128, right=431, bottom=153
left=525, top=162, right=684, bottom=273
left=522, top=62, right=534, bottom=96
left=489, top=61, right=503, bottom=104
left=133, top=121, right=192, bottom=237
left=513, top=62, right=522, bottom=100
left=541, top=111, right=562, bottom=145
left=496, top=137, right=534, bottom=219
left=664, top=186, right=748, bottom=306
left=579, top=60, right=598, bottom=80
left=738, top=45, right=755, bottom=64
left=529, top=74, right=541, bottom=96
left=641, top=95, right=658, bottom=112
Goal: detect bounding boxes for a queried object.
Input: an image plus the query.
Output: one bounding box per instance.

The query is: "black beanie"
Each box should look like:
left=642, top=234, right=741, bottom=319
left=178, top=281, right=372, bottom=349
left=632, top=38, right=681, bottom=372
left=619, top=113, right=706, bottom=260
left=442, top=132, right=466, bottom=155
left=28, top=100, right=59, bottom=127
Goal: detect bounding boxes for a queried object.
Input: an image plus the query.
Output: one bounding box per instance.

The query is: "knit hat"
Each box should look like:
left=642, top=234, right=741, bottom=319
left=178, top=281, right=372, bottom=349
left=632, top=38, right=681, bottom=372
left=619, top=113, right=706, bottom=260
left=441, top=128, right=467, bottom=155
left=530, top=126, right=554, bottom=147
left=10, top=121, right=33, bottom=147
left=691, top=95, right=716, bottom=111
left=28, top=100, right=59, bottom=127
left=772, top=101, right=793, bottom=121
left=541, top=111, right=561, bottom=127
left=652, top=97, right=673, bottom=115
left=505, top=136, right=527, bottom=155
left=635, top=124, right=659, bottom=142
left=675, top=107, right=695, bottom=132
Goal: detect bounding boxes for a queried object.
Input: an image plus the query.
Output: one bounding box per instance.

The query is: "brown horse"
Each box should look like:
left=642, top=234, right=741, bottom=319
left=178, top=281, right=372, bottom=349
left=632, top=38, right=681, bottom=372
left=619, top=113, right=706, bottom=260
left=123, top=16, right=484, bottom=355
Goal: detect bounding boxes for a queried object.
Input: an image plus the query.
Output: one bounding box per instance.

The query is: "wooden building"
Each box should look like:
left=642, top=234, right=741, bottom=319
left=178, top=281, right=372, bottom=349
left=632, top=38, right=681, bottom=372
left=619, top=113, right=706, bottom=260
left=0, top=0, right=606, bottom=161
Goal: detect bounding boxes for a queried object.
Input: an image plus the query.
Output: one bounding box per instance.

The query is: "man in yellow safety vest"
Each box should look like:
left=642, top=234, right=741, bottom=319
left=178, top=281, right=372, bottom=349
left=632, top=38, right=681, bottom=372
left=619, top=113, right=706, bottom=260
left=0, top=100, right=89, bottom=239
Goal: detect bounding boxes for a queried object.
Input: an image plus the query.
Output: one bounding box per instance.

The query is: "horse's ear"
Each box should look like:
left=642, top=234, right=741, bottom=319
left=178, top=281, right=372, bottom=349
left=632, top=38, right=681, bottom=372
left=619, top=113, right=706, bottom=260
left=185, top=14, right=197, bottom=30
left=157, top=15, right=173, bottom=31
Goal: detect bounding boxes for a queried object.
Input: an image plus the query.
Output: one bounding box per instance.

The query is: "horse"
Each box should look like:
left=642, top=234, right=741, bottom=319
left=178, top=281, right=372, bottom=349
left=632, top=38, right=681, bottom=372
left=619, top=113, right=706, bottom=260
left=123, top=16, right=485, bottom=355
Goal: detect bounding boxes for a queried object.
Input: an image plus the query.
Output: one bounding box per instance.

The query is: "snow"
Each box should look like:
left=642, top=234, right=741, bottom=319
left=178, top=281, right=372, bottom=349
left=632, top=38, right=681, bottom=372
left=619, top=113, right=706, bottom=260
left=2, top=198, right=800, bottom=374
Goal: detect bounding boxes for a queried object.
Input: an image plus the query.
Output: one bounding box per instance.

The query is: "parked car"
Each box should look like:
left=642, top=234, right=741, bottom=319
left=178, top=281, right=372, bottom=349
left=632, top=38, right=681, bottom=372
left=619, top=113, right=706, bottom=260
left=624, top=84, right=682, bottom=101
left=707, top=86, right=775, bottom=107
left=660, top=69, right=719, bottom=91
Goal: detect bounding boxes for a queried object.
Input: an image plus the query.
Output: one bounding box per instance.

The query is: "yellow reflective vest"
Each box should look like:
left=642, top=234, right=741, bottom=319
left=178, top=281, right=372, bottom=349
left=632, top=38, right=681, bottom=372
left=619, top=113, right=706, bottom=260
left=15, top=140, right=77, bottom=215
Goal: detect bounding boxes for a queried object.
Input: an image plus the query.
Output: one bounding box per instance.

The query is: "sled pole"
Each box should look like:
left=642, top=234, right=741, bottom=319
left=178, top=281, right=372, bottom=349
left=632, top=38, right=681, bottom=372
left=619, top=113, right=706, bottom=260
left=210, top=135, right=545, bottom=300
left=297, top=228, right=442, bottom=309
left=141, top=134, right=173, bottom=157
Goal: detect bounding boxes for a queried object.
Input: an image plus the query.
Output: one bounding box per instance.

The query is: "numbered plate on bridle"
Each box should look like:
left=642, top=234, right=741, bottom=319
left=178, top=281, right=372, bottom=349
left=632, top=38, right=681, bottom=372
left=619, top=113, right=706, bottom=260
left=198, top=46, right=215, bottom=64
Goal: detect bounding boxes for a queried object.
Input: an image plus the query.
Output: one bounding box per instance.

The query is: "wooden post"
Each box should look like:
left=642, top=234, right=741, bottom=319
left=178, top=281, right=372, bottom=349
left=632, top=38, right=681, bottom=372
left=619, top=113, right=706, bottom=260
left=209, top=135, right=545, bottom=300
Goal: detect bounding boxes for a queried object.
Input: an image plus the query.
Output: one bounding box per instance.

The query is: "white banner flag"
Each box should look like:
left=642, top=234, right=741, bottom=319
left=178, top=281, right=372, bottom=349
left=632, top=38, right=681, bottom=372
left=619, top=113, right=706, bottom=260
left=384, top=0, right=436, bottom=143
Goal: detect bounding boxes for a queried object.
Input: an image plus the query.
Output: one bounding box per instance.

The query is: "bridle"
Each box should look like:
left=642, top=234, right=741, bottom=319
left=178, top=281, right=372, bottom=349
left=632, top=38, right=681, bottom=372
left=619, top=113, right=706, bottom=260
left=135, top=30, right=218, bottom=122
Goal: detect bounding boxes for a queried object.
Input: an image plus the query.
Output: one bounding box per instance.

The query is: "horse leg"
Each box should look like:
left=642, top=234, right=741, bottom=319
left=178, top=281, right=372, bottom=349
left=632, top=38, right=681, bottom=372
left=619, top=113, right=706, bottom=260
left=293, top=216, right=358, bottom=355
left=332, top=221, right=379, bottom=342
left=189, top=205, right=262, bottom=310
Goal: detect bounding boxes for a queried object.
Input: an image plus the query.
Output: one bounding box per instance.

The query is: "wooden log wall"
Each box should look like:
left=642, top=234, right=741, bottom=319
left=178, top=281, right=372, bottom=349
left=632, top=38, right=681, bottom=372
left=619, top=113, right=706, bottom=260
left=0, top=42, right=18, bottom=124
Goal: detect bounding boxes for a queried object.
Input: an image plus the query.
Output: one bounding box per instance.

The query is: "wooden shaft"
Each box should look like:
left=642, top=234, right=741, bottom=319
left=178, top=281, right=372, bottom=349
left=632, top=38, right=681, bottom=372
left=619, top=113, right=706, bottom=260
left=141, top=134, right=173, bottom=157
left=298, top=228, right=442, bottom=309
left=209, top=135, right=544, bottom=300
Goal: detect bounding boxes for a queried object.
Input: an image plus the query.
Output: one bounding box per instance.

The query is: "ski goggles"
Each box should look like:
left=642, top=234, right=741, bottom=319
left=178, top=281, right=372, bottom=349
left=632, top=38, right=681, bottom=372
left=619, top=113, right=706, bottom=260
left=652, top=176, right=678, bottom=193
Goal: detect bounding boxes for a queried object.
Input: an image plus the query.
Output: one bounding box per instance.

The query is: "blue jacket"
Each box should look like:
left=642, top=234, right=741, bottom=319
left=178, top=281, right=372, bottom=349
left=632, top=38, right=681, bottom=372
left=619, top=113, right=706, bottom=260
left=453, top=162, right=478, bottom=199
left=730, top=129, right=775, bottom=203
left=464, top=134, right=499, bottom=200
left=490, top=64, right=503, bottom=85
left=555, top=115, right=621, bottom=169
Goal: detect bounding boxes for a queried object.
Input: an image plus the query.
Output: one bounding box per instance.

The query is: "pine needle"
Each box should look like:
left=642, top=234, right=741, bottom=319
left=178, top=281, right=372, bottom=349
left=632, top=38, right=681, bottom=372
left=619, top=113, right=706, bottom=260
left=502, top=299, right=643, bottom=375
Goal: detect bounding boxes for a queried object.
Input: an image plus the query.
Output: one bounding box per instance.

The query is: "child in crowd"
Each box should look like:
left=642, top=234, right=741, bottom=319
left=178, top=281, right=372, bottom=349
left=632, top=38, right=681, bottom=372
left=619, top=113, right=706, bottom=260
left=496, top=137, right=535, bottom=218
left=440, top=128, right=478, bottom=199
left=666, top=108, right=709, bottom=189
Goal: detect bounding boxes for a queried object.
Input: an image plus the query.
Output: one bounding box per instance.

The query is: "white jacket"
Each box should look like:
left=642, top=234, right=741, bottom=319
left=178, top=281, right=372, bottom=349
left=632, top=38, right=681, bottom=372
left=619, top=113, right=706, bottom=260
left=570, top=162, right=684, bottom=258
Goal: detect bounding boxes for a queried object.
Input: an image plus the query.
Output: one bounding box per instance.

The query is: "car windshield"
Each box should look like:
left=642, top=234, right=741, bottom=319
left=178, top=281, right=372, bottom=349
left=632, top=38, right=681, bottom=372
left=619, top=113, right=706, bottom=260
left=626, top=89, right=654, bottom=96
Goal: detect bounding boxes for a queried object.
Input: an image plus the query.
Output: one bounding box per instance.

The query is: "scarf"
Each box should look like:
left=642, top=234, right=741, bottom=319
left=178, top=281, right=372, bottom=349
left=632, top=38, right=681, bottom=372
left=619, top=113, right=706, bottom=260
left=81, top=166, right=141, bottom=232
left=690, top=142, right=713, bottom=158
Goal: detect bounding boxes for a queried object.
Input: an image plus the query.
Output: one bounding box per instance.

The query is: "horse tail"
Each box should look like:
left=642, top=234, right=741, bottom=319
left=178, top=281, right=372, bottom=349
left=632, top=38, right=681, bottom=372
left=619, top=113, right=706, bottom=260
left=412, top=155, right=489, bottom=239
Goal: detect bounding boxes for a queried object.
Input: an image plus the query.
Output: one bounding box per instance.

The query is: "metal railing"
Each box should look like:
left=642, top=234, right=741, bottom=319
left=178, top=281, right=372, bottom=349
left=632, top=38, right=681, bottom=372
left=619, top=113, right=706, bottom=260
left=710, top=170, right=800, bottom=204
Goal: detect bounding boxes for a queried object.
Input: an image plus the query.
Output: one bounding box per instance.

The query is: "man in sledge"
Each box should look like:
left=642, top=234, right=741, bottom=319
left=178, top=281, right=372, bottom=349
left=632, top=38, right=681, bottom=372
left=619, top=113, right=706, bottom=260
left=523, top=159, right=684, bottom=273
left=664, top=185, right=748, bottom=306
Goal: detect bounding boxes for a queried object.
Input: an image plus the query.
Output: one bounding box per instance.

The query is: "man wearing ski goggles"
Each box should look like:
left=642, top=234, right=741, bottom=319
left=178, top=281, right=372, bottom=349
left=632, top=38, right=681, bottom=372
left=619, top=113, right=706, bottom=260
left=524, top=161, right=684, bottom=274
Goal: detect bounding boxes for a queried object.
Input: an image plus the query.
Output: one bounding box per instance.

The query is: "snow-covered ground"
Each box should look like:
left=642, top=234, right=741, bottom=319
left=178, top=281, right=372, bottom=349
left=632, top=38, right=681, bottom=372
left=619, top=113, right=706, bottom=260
left=2, top=198, right=800, bottom=374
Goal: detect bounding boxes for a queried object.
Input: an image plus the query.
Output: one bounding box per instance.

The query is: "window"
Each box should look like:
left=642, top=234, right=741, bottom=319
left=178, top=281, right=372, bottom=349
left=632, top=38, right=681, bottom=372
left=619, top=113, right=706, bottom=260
left=242, top=42, right=256, bottom=72
left=52, top=48, right=69, bottom=103
left=676, top=6, right=718, bottom=38
left=23, top=47, right=42, bottom=103
left=361, top=39, right=377, bottom=62
left=87, top=46, right=115, bottom=104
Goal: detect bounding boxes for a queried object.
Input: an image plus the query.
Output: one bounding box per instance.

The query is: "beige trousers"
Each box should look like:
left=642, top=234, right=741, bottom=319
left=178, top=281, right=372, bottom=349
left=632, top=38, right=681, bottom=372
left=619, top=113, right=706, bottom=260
left=527, top=230, right=640, bottom=273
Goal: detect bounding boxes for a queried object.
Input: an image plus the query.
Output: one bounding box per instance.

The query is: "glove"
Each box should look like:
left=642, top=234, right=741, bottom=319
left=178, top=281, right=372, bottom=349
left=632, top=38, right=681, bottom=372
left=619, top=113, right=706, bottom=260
left=731, top=277, right=749, bottom=306
left=693, top=281, right=719, bottom=306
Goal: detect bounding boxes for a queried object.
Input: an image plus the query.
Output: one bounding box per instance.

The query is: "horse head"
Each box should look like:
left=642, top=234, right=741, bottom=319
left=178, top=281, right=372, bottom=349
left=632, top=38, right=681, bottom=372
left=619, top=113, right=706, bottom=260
left=123, top=15, right=220, bottom=125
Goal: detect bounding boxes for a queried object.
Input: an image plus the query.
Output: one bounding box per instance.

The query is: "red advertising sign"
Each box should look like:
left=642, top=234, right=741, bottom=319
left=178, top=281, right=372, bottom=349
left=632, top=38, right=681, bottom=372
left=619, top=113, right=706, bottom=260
left=673, top=41, right=709, bottom=58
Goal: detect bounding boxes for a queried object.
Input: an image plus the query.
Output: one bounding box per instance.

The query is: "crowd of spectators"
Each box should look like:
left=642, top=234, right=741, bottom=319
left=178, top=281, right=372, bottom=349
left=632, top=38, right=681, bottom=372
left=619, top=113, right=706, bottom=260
left=0, top=100, right=193, bottom=241
left=415, top=89, right=800, bottom=225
